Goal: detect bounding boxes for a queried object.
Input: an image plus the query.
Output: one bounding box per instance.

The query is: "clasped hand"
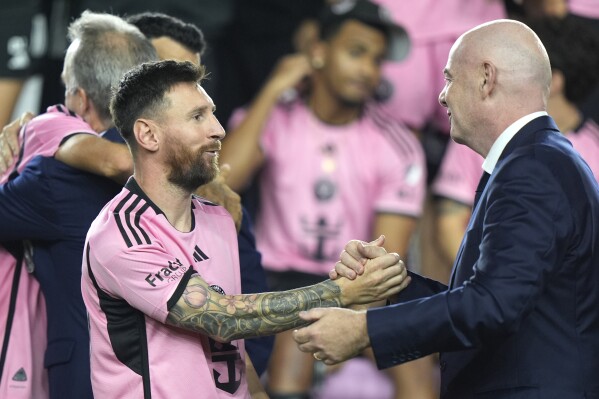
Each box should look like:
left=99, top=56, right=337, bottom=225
left=293, top=236, right=411, bottom=364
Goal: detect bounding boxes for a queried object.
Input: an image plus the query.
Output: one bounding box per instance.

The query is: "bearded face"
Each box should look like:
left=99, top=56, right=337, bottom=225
left=164, top=134, right=220, bottom=192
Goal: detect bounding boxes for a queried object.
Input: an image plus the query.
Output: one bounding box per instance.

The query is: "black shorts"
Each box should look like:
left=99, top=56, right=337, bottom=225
left=266, top=270, right=329, bottom=292
left=0, top=1, right=43, bottom=77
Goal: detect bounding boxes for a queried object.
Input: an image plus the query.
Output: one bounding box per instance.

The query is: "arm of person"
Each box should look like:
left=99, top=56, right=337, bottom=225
left=246, top=356, right=269, bottom=399
left=165, top=250, right=409, bottom=342
left=294, top=155, right=573, bottom=366
left=219, top=54, right=312, bottom=192
left=54, top=134, right=133, bottom=184
left=0, top=158, right=62, bottom=241
left=434, top=197, right=471, bottom=264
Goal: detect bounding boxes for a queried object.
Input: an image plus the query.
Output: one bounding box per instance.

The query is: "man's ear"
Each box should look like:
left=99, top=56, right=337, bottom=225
left=133, top=119, right=160, bottom=152
left=77, top=88, right=90, bottom=114
left=481, top=61, right=497, bottom=98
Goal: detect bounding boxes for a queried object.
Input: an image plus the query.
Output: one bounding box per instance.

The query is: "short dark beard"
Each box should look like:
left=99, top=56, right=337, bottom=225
left=165, top=139, right=219, bottom=192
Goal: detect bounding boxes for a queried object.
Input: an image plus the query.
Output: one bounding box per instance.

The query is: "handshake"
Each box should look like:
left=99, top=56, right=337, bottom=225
left=293, top=235, right=411, bottom=364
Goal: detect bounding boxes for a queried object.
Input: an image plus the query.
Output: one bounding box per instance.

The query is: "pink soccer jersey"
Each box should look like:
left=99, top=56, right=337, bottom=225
left=1, top=104, right=96, bottom=184
left=230, top=100, right=426, bottom=275
left=432, top=120, right=599, bottom=205
left=82, top=178, right=249, bottom=399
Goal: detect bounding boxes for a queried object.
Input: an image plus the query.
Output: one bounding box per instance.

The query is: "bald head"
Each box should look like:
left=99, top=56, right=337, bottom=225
left=439, top=19, right=552, bottom=155
left=457, top=19, right=551, bottom=107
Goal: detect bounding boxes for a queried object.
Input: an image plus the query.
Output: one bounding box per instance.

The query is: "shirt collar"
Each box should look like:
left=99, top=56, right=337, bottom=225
left=482, top=111, right=548, bottom=174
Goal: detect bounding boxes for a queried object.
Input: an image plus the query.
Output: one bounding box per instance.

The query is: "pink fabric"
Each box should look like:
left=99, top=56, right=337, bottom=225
left=230, top=101, right=426, bottom=275
left=0, top=248, right=48, bottom=399
left=83, top=187, right=249, bottom=398
left=568, top=0, right=599, bottom=18
left=1, top=105, right=96, bottom=185
left=374, top=0, right=506, bottom=131
left=0, top=105, right=93, bottom=399
left=432, top=119, right=599, bottom=204
left=432, top=140, right=484, bottom=206
left=315, top=357, right=394, bottom=399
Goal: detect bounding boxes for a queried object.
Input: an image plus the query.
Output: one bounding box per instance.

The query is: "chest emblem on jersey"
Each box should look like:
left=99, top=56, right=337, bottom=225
left=193, top=245, right=209, bottom=262
left=210, top=284, right=225, bottom=295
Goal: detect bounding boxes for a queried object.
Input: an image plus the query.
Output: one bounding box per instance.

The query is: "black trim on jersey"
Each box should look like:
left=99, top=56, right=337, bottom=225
left=166, top=267, right=196, bottom=311
left=7, top=123, right=29, bottom=182
left=135, top=203, right=152, bottom=244
left=124, top=177, right=198, bottom=233
left=86, top=244, right=153, bottom=398
left=0, top=250, right=23, bottom=382
left=125, top=178, right=164, bottom=216
left=114, top=191, right=134, bottom=247
left=125, top=196, right=144, bottom=245
left=192, top=194, right=219, bottom=207
left=56, top=104, right=77, bottom=117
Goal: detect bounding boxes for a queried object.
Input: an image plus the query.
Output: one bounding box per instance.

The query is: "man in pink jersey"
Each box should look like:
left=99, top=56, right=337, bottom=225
left=220, top=1, right=429, bottom=397
left=83, top=59, right=409, bottom=399
left=432, top=14, right=599, bottom=267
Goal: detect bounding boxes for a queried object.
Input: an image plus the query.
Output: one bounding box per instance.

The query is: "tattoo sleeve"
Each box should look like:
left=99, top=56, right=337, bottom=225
left=166, top=276, right=342, bottom=342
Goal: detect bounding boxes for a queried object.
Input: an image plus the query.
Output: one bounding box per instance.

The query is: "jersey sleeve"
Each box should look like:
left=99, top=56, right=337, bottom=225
left=432, top=140, right=484, bottom=207
left=374, top=122, right=427, bottom=217
left=17, top=105, right=97, bottom=176
left=89, top=242, right=195, bottom=323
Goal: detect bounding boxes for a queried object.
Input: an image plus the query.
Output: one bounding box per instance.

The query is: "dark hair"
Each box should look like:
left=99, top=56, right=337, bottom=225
left=110, top=60, right=206, bottom=149
left=127, top=12, right=206, bottom=55
left=527, top=15, right=599, bottom=106
left=320, top=17, right=388, bottom=43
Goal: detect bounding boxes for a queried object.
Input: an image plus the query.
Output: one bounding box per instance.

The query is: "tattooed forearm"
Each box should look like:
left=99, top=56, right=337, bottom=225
left=167, top=277, right=342, bottom=342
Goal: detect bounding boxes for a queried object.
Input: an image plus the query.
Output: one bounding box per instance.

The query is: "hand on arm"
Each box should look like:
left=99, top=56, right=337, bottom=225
left=54, top=134, right=133, bottom=184
left=0, top=111, right=33, bottom=173
left=293, top=307, right=369, bottom=365
left=220, top=54, right=312, bottom=192
left=166, top=274, right=344, bottom=342
left=166, top=251, right=408, bottom=342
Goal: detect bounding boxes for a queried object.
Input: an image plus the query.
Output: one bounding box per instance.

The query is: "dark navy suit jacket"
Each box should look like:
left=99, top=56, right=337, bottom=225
left=367, top=116, right=599, bottom=398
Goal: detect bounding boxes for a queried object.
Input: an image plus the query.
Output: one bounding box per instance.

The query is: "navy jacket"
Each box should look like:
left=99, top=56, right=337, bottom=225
left=367, top=116, right=599, bottom=398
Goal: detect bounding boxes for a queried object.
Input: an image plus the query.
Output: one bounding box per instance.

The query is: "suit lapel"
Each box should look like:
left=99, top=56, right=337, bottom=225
left=447, top=116, right=559, bottom=289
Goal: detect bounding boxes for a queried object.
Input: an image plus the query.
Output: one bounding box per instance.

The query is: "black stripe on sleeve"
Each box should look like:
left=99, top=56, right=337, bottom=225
left=166, top=267, right=196, bottom=311
left=135, top=203, right=152, bottom=245
left=114, top=192, right=134, bottom=247
left=124, top=196, right=143, bottom=245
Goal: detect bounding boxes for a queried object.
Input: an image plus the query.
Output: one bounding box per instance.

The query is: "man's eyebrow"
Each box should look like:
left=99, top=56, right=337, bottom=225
left=186, top=105, right=211, bottom=117
left=443, top=68, right=452, bottom=78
